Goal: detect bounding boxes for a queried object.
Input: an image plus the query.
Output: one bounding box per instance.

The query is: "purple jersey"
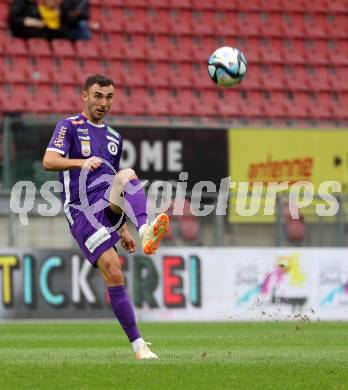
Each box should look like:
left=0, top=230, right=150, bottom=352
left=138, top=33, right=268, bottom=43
left=47, top=113, right=123, bottom=225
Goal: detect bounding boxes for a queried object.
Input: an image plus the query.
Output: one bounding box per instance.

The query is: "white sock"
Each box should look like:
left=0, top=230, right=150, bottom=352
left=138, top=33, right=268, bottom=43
left=138, top=224, right=148, bottom=240
left=132, top=337, right=145, bottom=353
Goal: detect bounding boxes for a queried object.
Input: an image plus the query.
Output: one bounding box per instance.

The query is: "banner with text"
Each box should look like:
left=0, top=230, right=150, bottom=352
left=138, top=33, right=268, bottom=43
left=1, top=248, right=348, bottom=321
left=228, top=129, right=348, bottom=222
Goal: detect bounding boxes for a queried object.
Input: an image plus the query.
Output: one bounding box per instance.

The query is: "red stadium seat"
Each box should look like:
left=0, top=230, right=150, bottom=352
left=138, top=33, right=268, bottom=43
left=260, top=12, right=283, bottom=37
left=168, top=0, right=192, bottom=9
left=215, top=89, right=242, bottom=118
left=28, top=58, right=53, bottom=84
left=241, top=64, right=262, bottom=90
left=51, top=39, right=75, bottom=58
left=260, top=39, right=284, bottom=64
left=119, top=88, right=147, bottom=116
left=327, top=40, right=348, bottom=66
left=99, top=34, right=125, bottom=60
left=0, top=3, right=8, bottom=29
left=122, top=34, right=147, bottom=60
left=284, top=92, right=311, bottom=119
left=123, top=8, right=148, bottom=33
left=262, top=65, right=285, bottom=90
left=146, top=9, right=170, bottom=34
left=191, top=11, right=215, bottom=35
left=171, top=89, right=197, bottom=116
left=326, top=15, right=348, bottom=39
left=97, top=7, right=124, bottom=33
left=168, top=9, right=193, bottom=34
left=331, top=67, right=348, bottom=92
left=3, top=36, right=28, bottom=56
left=81, top=60, right=107, bottom=79
left=27, top=38, right=51, bottom=57
left=191, top=63, right=214, bottom=89
left=191, top=37, right=216, bottom=63
left=194, top=90, right=220, bottom=117
left=303, top=14, right=328, bottom=39
left=145, top=35, right=171, bottom=61
left=54, top=86, right=81, bottom=113
left=0, top=85, right=28, bottom=113
left=332, top=93, right=348, bottom=120
left=145, top=62, right=170, bottom=87
left=75, top=39, right=100, bottom=59
left=51, top=58, right=80, bottom=85
left=309, top=93, right=335, bottom=120
left=179, top=215, right=200, bottom=242
left=282, top=39, right=307, bottom=65
left=236, top=12, right=261, bottom=37
left=108, top=60, right=146, bottom=87
left=281, top=13, right=305, bottom=38
left=144, top=89, right=171, bottom=116
left=2, top=58, right=28, bottom=83
left=191, top=0, right=216, bottom=10
left=241, top=38, right=263, bottom=64
left=327, top=0, right=348, bottom=12
left=168, top=63, right=193, bottom=88
left=263, top=91, right=288, bottom=118
left=213, top=11, right=236, bottom=37
left=283, top=66, right=310, bottom=91
left=241, top=91, right=265, bottom=118
left=125, top=0, right=148, bottom=7
left=25, top=86, right=53, bottom=113
left=147, top=0, right=170, bottom=7
left=306, top=66, right=332, bottom=92
left=168, top=36, right=193, bottom=62
left=305, top=40, right=330, bottom=65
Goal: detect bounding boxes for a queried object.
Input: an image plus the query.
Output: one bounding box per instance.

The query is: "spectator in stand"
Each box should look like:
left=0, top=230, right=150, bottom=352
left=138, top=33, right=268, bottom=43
left=61, top=0, right=90, bottom=40
left=9, top=0, right=65, bottom=39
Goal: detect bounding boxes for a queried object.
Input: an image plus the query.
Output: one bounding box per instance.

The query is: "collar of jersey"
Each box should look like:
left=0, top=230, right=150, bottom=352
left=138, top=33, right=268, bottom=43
left=79, top=113, right=105, bottom=128
left=86, top=119, right=105, bottom=128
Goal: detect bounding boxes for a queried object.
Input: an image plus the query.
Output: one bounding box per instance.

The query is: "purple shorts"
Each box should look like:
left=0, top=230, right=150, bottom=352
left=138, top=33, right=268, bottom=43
left=70, top=206, right=126, bottom=266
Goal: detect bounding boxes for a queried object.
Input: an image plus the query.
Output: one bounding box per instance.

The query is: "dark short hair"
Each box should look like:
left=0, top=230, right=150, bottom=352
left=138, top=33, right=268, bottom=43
left=83, top=74, right=116, bottom=91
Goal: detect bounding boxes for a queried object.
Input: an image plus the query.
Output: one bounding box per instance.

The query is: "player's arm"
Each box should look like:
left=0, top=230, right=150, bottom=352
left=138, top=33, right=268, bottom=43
left=42, top=151, right=101, bottom=172
left=43, top=120, right=101, bottom=172
left=118, top=223, right=136, bottom=253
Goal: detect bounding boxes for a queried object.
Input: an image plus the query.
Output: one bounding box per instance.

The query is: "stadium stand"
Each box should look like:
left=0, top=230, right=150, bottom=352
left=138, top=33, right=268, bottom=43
left=0, top=0, right=347, bottom=121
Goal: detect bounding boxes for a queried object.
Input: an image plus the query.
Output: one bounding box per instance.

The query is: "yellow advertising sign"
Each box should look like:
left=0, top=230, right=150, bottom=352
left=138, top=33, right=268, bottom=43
left=228, top=129, right=348, bottom=223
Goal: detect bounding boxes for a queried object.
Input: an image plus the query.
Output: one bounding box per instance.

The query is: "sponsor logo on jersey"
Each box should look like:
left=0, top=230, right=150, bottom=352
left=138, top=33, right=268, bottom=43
left=81, top=140, right=91, bottom=157
left=85, top=227, right=111, bottom=253
left=53, top=125, right=67, bottom=148
left=78, top=135, right=90, bottom=141
left=77, top=127, right=89, bottom=133
left=107, top=141, right=118, bottom=156
left=71, top=119, right=85, bottom=125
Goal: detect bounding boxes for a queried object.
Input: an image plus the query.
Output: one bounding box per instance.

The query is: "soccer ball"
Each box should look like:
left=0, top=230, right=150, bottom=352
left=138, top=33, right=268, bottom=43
left=208, top=46, right=247, bottom=87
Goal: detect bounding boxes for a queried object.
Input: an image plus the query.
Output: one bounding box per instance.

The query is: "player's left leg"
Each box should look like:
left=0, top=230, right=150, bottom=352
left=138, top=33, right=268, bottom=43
left=109, top=168, right=169, bottom=254
left=97, top=247, right=158, bottom=360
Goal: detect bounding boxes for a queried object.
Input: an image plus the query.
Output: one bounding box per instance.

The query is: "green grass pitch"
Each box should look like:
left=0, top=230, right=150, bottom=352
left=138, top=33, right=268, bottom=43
left=0, top=321, right=347, bottom=389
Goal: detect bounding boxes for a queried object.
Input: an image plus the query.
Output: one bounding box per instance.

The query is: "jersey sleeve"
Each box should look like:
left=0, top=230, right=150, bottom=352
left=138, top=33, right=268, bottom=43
left=46, top=120, right=73, bottom=156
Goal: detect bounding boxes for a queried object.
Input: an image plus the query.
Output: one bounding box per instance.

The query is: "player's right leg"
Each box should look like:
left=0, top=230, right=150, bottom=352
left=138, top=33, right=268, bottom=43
left=97, top=247, right=158, bottom=360
left=109, top=168, right=169, bottom=255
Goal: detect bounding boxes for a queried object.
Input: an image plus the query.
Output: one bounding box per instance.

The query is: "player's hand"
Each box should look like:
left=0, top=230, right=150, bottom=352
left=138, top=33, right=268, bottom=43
left=119, top=227, right=136, bottom=253
left=83, top=156, right=102, bottom=171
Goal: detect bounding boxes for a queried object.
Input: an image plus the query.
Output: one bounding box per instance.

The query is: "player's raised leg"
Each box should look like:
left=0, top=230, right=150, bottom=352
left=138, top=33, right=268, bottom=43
left=109, top=168, right=169, bottom=255
left=97, top=247, right=158, bottom=360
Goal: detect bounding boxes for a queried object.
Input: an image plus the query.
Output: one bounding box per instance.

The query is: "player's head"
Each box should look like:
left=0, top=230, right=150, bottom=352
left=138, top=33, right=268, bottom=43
left=82, top=74, right=116, bottom=123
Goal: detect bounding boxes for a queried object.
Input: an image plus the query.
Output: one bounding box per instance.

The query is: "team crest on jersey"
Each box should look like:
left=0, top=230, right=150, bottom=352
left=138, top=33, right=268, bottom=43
left=81, top=140, right=91, bottom=156
left=107, top=141, right=118, bottom=156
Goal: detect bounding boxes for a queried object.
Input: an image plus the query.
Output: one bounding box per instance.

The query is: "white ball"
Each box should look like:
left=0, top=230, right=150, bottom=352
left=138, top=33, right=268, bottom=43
left=208, top=46, right=247, bottom=87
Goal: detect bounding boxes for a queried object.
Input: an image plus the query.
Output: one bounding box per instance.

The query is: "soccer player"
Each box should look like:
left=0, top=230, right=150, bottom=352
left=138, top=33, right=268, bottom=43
left=42, top=74, right=169, bottom=360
